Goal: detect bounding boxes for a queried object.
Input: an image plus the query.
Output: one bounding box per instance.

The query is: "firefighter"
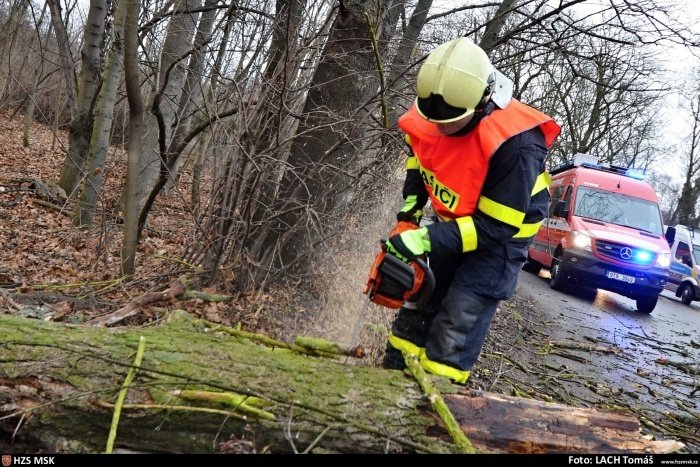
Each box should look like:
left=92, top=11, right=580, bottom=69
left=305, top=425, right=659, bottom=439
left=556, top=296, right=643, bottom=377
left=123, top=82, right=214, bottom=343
left=383, top=37, right=561, bottom=383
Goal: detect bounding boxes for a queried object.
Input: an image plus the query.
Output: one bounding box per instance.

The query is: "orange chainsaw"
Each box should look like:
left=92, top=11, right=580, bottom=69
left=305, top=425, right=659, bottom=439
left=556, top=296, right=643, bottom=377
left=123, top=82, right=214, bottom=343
left=363, top=221, right=435, bottom=310
left=344, top=222, right=435, bottom=363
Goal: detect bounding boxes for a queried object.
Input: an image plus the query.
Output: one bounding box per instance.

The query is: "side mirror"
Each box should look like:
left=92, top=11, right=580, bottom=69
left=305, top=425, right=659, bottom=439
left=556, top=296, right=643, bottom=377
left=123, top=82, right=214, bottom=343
left=665, top=226, right=676, bottom=247
left=552, top=200, right=567, bottom=218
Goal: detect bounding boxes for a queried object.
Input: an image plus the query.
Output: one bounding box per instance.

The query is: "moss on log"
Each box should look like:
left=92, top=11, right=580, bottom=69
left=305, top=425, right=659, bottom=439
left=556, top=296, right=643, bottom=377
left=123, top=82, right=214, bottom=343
left=0, top=310, right=454, bottom=454
left=0, top=311, right=684, bottom=454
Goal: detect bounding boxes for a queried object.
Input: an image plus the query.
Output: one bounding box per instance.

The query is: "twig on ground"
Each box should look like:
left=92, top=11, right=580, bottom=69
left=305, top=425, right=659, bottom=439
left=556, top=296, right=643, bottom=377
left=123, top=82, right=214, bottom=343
left=0, top=288, right=21, bottom=311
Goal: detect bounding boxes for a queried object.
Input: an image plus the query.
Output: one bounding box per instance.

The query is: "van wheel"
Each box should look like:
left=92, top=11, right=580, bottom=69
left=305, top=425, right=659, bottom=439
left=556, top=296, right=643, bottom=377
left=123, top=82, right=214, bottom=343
left=636, top=295, right=658, bottom=314
left=679, top=284, right=694, bottom=305
left=522, top=256, right=542, bottom=274
left=550, top=254, right=567, bottom=291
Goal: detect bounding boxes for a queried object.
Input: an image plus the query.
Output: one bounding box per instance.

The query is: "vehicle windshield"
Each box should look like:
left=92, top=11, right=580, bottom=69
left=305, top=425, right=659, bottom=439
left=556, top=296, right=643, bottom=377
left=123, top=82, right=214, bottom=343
left=693, top=244, right=700, bottom=263
left=573, top=187, right=663, bottom=235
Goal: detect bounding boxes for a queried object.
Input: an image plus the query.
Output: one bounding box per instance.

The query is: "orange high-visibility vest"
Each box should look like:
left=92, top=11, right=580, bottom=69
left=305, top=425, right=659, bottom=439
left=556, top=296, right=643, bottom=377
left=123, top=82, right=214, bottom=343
left=398, top=99, right=560, bottom=220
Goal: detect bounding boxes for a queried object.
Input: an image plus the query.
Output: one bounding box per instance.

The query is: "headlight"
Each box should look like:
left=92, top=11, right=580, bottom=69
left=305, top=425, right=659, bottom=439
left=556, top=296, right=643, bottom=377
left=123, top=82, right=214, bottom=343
left=655, top=251, right=671, bottom=268
left=572, top=231, right=592, bottom=250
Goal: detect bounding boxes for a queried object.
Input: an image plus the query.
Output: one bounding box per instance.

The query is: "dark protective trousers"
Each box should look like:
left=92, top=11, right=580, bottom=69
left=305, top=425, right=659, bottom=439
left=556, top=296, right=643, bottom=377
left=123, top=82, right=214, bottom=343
left=382, top=241, right=528, bottom=373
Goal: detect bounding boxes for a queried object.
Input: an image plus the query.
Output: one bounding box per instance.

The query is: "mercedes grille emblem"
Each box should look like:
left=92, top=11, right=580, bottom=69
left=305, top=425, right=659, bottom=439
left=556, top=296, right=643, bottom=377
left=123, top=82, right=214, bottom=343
left=620, top=247, right=633, bottom=260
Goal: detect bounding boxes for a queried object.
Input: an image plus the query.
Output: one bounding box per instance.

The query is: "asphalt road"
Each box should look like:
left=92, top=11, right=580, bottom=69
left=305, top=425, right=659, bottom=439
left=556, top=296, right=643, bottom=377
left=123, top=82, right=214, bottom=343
left=515, top=267, right=700, bottom=452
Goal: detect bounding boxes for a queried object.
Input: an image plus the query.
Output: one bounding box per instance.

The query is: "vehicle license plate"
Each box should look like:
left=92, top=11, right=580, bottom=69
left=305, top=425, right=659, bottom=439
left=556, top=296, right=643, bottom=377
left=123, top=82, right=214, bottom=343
left=606, top=271, right=635, bottom=283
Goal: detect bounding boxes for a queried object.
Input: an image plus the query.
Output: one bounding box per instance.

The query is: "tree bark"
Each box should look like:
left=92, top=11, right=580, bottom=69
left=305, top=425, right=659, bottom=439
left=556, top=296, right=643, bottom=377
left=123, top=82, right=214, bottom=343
left=84, top=280, right=185, bottom=326
left=256, top=0, right=380, bottom=279
left=22, top=3, right=50, bottom=148
left=57, top=0, right=108, bottom=198
left=0, top=0, right=30, bottom=101
left=73, top=0, right=128, bottom=226
left=136, top=0, right=201, bottom=214
left=0, top=312, right=683, bottom=454
left=478, top=0, right=518, bottom=53
left=164, top=0, right=219, bottom=191
left=46, top=0, right=76, bottom=117
left=120, top=0, right=144, bottom=277
left=386, top=0, right=432, bottom=126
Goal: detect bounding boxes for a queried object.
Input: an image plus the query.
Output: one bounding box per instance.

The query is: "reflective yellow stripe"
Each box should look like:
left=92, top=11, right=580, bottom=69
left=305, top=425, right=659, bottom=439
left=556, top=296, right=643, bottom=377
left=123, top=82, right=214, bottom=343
left=456, top=217, right=478, bottom=253
left=530, top=171, right=551, bottom=196
left=405, top=156, right=419, bottom=170
left=401, top=194, right=418, bottom=212
left=514, top=221, right=542, bottom=238
left=388, top=332, right=424, bottom=357
left=419, top=354, right=470, bottom=384
left=477, top=196, right=525, bottom=228
left=404, top=134, right=412, bottom=146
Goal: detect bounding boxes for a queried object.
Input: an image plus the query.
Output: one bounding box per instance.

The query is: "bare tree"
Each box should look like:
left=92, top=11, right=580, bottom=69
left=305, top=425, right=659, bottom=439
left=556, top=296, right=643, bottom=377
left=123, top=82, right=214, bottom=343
left=5, top=0, right=700, bottom=288
left=136, top=0, right=201, bottom=212
left=121, top=0, right=143, bottom=276
left=21, top=2, right=50, bottom=148
left=647, top=171, right=681, bottom=224
left=57, top=0, right=108, bottom=198
left=670, top=74, right=700, bottom=226
left=197, top=0, right=316, bottom=287
left=0, top=0, right=30, bottom=100
left=164, top=0, right=219, bottom=189
left=46, top=0, right=76, bottom=116
left=250, top=0, right=390, bottom=281
left=385, top=0, right=432, bottom=126
left=73, top=0, right=128, bottom=226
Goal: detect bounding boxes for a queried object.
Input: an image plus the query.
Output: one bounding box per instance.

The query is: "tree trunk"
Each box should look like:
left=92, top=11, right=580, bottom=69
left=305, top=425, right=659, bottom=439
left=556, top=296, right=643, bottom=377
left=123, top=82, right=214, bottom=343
left=136, top=0, right=201, bottom=214
left=120, top=0, right=144, bottom=277
left=73, top=0, right=128, bottom=226
left=386, top=0, right=431, bottom=126
left=164, top=0, right=219, bottom=191
left=46, top=0, right=76, bottom=117
left=256, top=0, right=380, bottom=279
left=189, top=1, right=239, bottom=220
left=0, top=0, right=30, bottom=101
left=22, top=3, right=50, bottom=148
left=57, top=0, right=108, bottom=198
left=478, top=0, right=518, bottom=52
left=0, top=311, right=682, bottom=454
left=200, top=0, right=307, bottom=287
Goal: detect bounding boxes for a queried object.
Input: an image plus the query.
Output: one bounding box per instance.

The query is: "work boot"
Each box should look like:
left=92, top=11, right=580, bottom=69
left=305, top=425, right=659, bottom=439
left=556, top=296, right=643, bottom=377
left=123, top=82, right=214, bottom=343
left=381, top=345, right=406, bottom=370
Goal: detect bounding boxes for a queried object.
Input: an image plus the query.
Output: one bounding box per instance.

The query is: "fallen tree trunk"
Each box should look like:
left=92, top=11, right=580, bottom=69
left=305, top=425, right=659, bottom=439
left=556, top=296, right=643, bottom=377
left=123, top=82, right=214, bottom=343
left=0, top=311, right=683, bottom=454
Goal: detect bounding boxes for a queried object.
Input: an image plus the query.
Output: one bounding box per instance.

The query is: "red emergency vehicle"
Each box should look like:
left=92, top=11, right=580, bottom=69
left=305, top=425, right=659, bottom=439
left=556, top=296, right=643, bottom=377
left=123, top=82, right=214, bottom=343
left=523, top=154, right=672, bottom=314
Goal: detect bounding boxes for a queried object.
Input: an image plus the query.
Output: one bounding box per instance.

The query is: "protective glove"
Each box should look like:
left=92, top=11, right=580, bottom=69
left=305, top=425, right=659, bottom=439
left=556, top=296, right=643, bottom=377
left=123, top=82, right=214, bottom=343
left=386, top=227, right=431, bottom=262
left=396, top=194, right=423, bottom=225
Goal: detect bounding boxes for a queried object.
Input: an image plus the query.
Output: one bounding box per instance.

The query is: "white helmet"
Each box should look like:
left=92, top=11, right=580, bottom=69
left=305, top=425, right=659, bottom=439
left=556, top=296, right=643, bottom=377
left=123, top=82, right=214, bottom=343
left=415, top=37, right=511, bottom=123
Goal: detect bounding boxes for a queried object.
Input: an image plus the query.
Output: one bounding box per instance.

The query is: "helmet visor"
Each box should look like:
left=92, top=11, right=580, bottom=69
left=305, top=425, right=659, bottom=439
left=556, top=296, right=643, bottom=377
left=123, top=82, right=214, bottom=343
left=415, top=72, right=496, bottom=123
left=415, top=94, right=470, bottom=123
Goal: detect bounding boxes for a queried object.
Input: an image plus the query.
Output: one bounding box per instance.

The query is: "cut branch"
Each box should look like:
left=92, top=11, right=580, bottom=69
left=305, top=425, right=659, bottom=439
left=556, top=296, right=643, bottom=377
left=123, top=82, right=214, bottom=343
left=84, top=280, right=186, bottom=326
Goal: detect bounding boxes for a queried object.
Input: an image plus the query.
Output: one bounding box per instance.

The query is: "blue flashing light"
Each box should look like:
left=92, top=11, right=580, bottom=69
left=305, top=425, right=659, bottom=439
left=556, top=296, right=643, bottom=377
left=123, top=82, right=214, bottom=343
left=633, top=250, right=653, bottom=264
left=625, top=168, right=645, bottom=180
